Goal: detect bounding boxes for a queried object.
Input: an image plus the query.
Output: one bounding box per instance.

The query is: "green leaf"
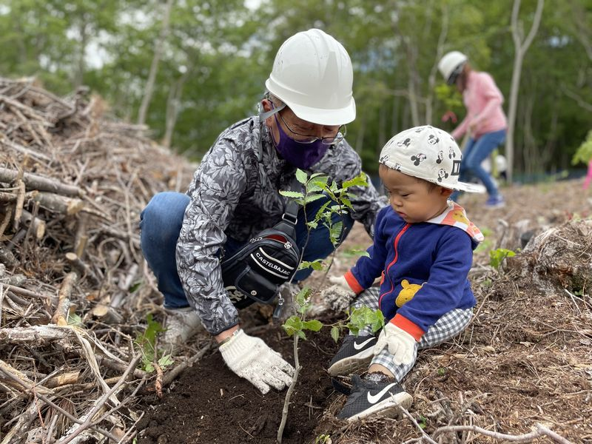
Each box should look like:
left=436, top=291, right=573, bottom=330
left=308, top=175, right=329, bottom=192
left=302, top=319, right=323, bottom=332
left=279, top=190, right=304, bottom=199
left=158, top=355, right=174, bottom=368
left=67, top=312, right=83, bottom=327
left=296, top=168, right=308, bottom=184
left=313, top=201, right=332, bottom=223
left=129, top=281, right=142, bottom=293
left=331, top=326, right=341, bottom=343
left=295, top=287, right=312, bottom=307
left=283, top=316, right=303, bottom=336
left=341, top=248, right=370, bottom=258
left=298, top=260, right=325, bottom=271
left=329, top=222, right=343, bottom=246
left=489, top=248, right=516, bottom=269
left=346, top=307, right=385, bottom=334
left=340, top=197, right=354, bottom=211
left=342, top=173, right=369, bottom=189
left=304, top=194, right=326, bottom=204
left=306, top=221, right=319, bottom=230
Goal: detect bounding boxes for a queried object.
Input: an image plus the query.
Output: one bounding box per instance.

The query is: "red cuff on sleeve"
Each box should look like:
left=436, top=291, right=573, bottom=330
left=391, top=314, right=425, bottom=340
left=344, top=270, right=364, bottom=294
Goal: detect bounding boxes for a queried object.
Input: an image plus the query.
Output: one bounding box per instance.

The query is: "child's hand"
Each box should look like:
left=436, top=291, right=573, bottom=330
left=374, top=323, right=416, bottom=365
left=320, top=276, right=356, bottom=313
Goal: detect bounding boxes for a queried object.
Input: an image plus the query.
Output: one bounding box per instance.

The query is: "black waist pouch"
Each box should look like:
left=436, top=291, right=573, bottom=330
left=221, top=218, right=301, bottom=308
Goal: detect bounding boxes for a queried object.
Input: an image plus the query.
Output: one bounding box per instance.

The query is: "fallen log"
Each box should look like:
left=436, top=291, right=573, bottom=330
left=27, top=191, right=84, bottom=216
left=0, top=167, right=83, bottom=197
left=0, top=325, right=75, bottom=346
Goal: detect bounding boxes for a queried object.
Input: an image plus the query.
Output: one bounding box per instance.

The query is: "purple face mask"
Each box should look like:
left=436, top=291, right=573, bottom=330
left=273, top=114, right=329, bottom=169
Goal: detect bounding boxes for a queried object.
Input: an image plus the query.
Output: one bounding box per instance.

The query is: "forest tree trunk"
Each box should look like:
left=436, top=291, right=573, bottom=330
left=137, top=0, right=175, bottom=126
left=506, top=0, right=544, bottom=183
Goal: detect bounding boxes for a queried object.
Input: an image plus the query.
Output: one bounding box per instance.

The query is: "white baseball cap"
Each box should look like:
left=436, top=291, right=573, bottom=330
left=379, top=125, right=485, bottom=193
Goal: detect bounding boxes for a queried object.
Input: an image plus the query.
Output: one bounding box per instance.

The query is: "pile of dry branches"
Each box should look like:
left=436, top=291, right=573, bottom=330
left=0, top=77, right=196, bottom=443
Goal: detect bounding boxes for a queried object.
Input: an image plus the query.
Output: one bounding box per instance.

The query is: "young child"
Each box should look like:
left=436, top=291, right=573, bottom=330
left=322, top=125, right=484, bottom=421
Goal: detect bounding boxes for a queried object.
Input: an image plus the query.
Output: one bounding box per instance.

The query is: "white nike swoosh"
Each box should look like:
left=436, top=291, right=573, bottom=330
left=353, top=337, right=375, bottom=350
left=367, top=383, right=398, bottom=404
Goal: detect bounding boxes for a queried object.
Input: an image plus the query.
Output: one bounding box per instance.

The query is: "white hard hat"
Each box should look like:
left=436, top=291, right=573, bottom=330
left=438, top=51, right=468, bottom=85
left=379, top=125, right=485, bottom=193
left=265, top=29, right=356, bottom=126
left=495, top=154, right=507, bottom=172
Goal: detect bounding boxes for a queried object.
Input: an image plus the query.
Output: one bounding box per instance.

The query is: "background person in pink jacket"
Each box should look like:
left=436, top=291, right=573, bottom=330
left=438, top=51, right=508, bottom=208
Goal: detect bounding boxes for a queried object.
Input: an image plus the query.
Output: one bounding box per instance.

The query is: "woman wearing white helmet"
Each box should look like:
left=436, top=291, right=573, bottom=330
left=438, top=51, right=508, bottom=208
left=139, top=29, right=387, bottom=394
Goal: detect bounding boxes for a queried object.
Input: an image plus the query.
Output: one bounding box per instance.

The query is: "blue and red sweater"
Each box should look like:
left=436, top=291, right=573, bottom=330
left=345, top=203, right=482, bottom=340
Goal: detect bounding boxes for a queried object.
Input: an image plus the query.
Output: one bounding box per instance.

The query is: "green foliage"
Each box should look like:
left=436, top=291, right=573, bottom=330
left=134, top=314, right=173, bottom=373
left=329, top=306, right=385, bottom=344
left=67, top=312, right=83, bottom=327
left=346, top=306, right=385, bottom=336
left=280, top=169, right=369, bottom=249
left=417, top=415, right=428, bottom=429
left=282, top=286, right=320, bottom=340
left=481, top=278, right=493, bottom=288
left=298, top=259, right=326, bottom=271
left=434, top=84, right=464, bottom=113
left=572, top=130, right=592, bottom=166
left=340, top=247, right=371, bottom=259
left=281, top=169, right=383, bottom=343
left=474, top=227, right=493, bottom=253
left=489, top=248, right=516, bottom=270
left=2, top=0, right=589, bottom=182
left=283, top=315, right=323, bottom=340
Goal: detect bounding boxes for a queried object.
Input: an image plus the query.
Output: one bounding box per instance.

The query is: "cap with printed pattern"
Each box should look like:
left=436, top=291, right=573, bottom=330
left=379, top=125, right=485, bottom=193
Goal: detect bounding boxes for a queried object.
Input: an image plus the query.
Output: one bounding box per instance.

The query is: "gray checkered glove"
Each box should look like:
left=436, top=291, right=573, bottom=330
left=220, top=329, right=295, bottom=394
left=320, top=275, right=357, bottom=313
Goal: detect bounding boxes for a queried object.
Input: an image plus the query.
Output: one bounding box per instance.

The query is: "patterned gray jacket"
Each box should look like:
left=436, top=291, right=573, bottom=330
left=176, top=116, right=386, bottom=335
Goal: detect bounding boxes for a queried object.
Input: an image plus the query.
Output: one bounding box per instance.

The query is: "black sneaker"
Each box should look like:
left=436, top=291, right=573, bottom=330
left=328, top=334, right=378, bottom=376
left=336, top=373, right=413, bottom=421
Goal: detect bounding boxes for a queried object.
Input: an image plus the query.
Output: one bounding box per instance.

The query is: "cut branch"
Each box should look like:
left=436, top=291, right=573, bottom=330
left=0, top=167, right=83, bottom=197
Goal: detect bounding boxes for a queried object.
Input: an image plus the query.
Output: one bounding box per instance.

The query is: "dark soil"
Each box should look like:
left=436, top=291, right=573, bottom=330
left=136, top=315, right=342, bottom=444
left=136, top=179, right=592, bottom=444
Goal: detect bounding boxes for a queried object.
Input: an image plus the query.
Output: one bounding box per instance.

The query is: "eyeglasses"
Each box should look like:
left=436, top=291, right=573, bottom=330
left=276, top=111, right=346, bottom=146
left=261, top=101, right=346, bottom=145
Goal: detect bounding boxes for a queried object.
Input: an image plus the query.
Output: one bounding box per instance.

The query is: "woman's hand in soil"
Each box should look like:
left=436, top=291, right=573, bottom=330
left=219, top=329, right=295, bottom=394
left=373, top=323, right=416, bottom=365
left=320, top=275, right=357, bottom=313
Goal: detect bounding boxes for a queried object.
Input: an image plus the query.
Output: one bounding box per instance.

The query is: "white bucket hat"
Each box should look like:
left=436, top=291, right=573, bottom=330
left=379, top=126, right=485, bottom=193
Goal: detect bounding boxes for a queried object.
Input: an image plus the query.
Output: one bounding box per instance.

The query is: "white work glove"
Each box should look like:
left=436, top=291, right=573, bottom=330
left=373, top=323, right=417, bottom=366
left=219, top=329, right=295, bottom=394
left=320, top=275, right=357, bottom=313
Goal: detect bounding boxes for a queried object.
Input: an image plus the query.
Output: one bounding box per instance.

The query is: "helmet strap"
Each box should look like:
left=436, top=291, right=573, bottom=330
left=259, top=102, right=286, bottom=121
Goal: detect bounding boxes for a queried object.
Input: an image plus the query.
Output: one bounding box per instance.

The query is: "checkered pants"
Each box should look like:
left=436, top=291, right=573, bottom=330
left=352, top=287, right=473, bottom=382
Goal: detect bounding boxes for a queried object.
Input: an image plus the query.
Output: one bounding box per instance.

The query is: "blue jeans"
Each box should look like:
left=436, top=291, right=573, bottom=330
left=451, top=129, right=506, bottom=200
left=139, top=191, right=355, bottom=308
